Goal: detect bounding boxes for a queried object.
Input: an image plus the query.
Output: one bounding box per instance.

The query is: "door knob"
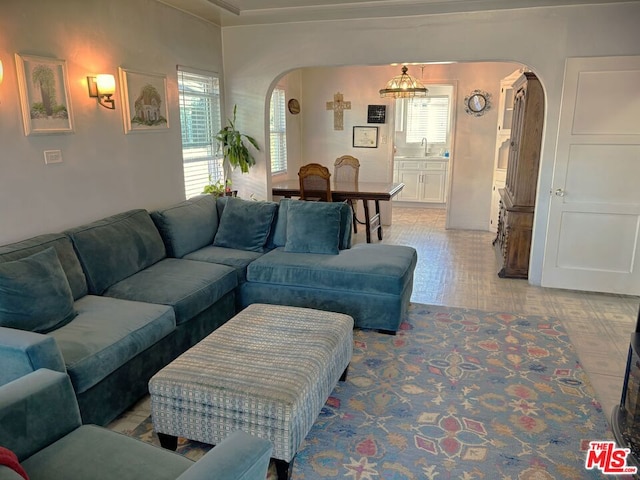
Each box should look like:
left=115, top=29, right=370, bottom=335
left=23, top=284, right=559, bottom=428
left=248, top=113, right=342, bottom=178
left=554, top=188, right=566, bottom=197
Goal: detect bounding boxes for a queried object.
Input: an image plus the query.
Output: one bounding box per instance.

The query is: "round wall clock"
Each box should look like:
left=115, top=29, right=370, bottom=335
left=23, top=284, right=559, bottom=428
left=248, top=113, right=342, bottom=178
left=288, top=98, right=300, bottom=115
left=464, top=90, right=492, bottom=117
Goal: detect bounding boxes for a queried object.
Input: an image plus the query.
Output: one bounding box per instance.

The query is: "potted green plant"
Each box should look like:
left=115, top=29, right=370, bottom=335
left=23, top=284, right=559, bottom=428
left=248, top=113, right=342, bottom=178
left=202, top=177, right=234, bottom=197
left=216, top=104, right=260, bottom=184
left=202, top=177, right=225, bottom=196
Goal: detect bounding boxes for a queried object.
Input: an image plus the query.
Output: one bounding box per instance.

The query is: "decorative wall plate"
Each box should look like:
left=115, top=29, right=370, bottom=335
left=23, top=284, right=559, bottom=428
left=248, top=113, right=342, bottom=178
left=464, top=89, right=492, bottom=117
left=288, top=98, right=300, bottom=114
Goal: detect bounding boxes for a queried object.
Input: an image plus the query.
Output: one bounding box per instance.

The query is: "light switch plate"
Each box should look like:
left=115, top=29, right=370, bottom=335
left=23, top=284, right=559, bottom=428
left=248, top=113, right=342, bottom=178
left=44, top=150, right=63, bottom=164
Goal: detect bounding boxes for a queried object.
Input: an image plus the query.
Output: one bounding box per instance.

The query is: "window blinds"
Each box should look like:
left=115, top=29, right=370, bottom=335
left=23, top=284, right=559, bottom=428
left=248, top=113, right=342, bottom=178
left=177, top=68, right=222, bottom=199
left=270, top=88, right=287, bottom=174
left=405, top=96, right=450, bottom=144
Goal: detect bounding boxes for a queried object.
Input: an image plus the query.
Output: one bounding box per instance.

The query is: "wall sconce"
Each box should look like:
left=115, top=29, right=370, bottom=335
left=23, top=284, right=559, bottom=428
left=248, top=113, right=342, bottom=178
left=87, top=74, right=116, bottom=109
left=0, top=60, right=4, bottom=85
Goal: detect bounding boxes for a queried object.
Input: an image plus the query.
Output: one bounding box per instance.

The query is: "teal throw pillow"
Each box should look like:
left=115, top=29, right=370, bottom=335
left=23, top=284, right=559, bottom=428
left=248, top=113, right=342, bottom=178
left=284, top=201, right=341, bottom=255
left=213, top=197, right=278, bottom=252
left=0, top=247, right=77, bottom=333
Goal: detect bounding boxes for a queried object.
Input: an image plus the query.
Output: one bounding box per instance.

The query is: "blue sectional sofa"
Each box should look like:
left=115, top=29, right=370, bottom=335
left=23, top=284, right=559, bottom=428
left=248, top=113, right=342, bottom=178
left=0, top=194, right=417, bottom=427
left=0, top=369, right=272, bottom=480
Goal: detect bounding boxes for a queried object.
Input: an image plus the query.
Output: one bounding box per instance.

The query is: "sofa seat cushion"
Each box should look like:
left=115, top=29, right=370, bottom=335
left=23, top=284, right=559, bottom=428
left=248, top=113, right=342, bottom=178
left=247, top=244, right=417, bottom=296
left=183, top=246, right=263, bottom=282
left=50, top=295, right=175, bottom=394
left=103, top=258, right=237, bottom=325
left=22, top=425, right=192, bottom=480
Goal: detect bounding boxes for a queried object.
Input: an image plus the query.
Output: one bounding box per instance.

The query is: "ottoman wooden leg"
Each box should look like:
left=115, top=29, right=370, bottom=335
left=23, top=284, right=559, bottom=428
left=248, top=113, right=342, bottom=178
left=274, top=457, right=295, bottom=480
left=158, top=432, right=178, bottom=451
left=340, top=365, right=349, bottom=382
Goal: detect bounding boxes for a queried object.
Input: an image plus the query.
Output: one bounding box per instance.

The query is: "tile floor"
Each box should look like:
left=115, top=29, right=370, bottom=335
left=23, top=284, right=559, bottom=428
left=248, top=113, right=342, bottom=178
left=357, top=206, right=639, bottom=420
left=110, top=205, right=640, bottom=433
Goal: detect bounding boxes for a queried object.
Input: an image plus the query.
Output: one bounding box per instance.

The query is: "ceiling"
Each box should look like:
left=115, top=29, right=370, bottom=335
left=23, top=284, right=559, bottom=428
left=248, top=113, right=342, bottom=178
left=157, top=0, right=633, bottom=26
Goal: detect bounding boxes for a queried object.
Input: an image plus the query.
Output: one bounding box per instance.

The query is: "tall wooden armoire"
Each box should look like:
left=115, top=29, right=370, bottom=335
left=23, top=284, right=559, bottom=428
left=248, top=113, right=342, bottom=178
left=494, top=72, right=544, bottom=279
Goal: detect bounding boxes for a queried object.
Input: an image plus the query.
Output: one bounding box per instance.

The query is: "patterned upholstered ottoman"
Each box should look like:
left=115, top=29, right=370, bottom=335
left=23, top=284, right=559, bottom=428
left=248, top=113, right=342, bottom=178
left=149, top=303, right=353, bottom=480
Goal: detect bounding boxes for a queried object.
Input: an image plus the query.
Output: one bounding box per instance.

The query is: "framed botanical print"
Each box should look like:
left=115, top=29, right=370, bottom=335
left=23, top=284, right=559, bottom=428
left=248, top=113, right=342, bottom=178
left=119, top=67, right=169, bottom=133
left=15, top=54, right=74, bottom=135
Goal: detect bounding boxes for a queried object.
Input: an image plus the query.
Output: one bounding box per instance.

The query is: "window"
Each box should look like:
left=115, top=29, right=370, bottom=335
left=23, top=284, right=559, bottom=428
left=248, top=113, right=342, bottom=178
left=405, top=96, right=451, bottom=145
left=270, top=88, right=287, bottom=174
left=177, top=67, right=222, bottom=199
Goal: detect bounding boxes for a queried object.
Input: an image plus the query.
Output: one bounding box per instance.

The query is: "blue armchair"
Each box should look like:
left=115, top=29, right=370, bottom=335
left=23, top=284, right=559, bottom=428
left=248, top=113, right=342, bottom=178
left=0, top=369, right=272, bottom=480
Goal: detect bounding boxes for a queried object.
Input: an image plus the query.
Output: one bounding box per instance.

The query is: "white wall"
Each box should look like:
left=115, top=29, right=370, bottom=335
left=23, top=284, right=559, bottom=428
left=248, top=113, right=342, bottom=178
left=277, top=62, right=520, bottom=228
left=0, top=0, right=222, bottom=244
left=221, top=3, right=640, bottom=285
left=298, top=66, right=395, bottom=184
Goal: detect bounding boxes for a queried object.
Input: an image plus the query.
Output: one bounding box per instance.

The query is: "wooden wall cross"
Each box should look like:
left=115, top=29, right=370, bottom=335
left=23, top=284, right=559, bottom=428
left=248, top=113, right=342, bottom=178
left=326, top=92, right=351, bottom=131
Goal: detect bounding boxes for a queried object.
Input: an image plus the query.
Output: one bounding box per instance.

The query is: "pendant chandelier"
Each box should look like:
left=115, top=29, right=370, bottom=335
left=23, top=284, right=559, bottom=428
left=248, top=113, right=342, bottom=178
left=379, top=65, right=428, bottom=99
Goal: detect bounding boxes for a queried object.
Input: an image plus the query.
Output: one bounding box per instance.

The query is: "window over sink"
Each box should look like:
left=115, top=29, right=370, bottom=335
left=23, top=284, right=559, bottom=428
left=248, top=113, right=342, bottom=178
left=395, top=84, right=453, bottom=156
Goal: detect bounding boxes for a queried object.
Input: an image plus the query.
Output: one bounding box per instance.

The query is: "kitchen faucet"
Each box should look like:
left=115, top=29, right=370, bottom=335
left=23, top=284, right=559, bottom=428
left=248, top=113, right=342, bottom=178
left=421, top=137, right=428, bottom=157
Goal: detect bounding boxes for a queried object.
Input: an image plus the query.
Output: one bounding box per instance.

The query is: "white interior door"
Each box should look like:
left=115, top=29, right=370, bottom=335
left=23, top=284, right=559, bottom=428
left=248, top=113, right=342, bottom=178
left=542, top=56, right=640, bottom=295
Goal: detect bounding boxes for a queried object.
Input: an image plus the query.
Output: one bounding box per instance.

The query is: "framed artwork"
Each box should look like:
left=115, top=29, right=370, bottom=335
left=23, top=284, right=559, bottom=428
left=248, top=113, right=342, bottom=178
left=118, top=67, right=169, bottom=133
left=367, top=105, right=386, bottom=124
left=353, top=126, right=378, bottom=148
left=15, top=54, right=74, bottom=136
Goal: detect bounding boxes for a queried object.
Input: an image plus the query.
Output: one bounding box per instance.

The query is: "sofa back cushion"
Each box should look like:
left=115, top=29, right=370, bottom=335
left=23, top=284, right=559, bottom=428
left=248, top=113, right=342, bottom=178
left=0, top=233, right=87, bottom=300
left=66, top=210, right=166, bottom=295
left=271, top=199, right=352, bottom=250
left=284, top=201, right=342, bottom=255
left=213, top=197, right=278, bottom=252
left=151, top=194, right=218, bottom=258
left=0, top=247, right=77, bottom=333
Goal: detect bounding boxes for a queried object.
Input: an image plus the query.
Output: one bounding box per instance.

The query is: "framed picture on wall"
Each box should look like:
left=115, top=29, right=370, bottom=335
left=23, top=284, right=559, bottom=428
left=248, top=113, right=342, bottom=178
left=353, top=126, right=378, bottom=148
left=15, top=54, right=74, bottom=136
left=367, top=105, right=386, bottom=124
left=118, top=67, right=169, bottom=133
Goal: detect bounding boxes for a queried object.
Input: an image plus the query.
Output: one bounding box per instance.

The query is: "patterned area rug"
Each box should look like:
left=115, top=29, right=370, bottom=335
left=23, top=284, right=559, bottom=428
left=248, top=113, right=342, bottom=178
left=124, top=303, right=613, bottom=479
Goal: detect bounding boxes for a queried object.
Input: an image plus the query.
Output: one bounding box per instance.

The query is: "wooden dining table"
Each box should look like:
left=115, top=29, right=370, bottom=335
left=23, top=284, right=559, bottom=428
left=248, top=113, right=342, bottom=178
left=271, top=179, right=405, bottom=243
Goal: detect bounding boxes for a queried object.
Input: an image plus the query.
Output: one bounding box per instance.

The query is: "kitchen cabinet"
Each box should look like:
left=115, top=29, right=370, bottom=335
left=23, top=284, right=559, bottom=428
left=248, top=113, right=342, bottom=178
left=393, top=158, right=448, bottom=203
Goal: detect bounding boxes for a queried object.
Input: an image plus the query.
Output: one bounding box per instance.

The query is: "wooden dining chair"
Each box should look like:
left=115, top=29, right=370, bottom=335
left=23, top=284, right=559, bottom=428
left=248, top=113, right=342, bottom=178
left=334, top=155, right=361, bottom=232
left=298, top=163, right=332, bottom=201
left=334, top=155, right=360, bottom=184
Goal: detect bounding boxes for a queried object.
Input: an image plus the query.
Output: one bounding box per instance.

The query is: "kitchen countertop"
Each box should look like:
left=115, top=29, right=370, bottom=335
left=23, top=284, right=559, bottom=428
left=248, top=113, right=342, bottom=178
left=394, top=155, right=449, bottom=161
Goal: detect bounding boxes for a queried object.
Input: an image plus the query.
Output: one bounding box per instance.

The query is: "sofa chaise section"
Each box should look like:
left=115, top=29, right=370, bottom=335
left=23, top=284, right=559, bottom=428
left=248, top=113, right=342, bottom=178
left=239, top=198, right=416, bottom=332
left=239, top=243, right=417, bottom=332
